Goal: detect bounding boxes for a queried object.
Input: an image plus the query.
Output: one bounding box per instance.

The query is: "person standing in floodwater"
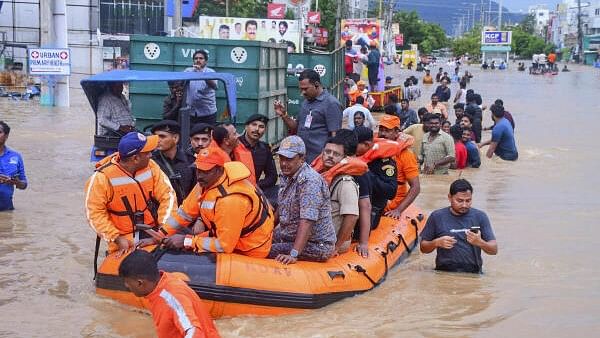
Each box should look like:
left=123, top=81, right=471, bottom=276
left=420, top=179, right=498, bottom=273
left=0, top=121, right=28, bottom=211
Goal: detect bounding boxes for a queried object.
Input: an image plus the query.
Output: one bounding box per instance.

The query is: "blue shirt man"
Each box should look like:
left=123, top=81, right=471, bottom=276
left=482, top=104, right=518, bottom=161
left=185, top=50, right=217, bottom=125
left=0, top=121, right=28, bottom=211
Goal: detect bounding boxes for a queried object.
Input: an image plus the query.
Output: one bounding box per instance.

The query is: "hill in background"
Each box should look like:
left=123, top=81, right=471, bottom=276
left=393, top=0, right=525, bottom=35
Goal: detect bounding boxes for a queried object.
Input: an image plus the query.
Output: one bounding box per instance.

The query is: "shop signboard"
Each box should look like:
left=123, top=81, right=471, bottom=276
left=481, top=31, right=512, bottom=45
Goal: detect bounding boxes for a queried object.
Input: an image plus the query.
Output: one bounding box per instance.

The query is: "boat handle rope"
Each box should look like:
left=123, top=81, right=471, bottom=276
left=93, top=236, right=101, bottom=280
left=348, top=216, right=423, bottom=289
left=410, top=217, right=420, bottom=251
left=349, top=264, right=381, bottom=287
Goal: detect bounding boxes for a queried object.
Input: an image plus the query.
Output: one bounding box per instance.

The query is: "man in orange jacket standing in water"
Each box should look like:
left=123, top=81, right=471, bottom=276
left=85, top=132, right=177, bottom=257
left=119, top=250, right=220, bottom=338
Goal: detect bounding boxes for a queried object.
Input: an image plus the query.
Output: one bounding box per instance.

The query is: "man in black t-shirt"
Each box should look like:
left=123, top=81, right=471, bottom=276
left=420, top=179, right=498, bottom=273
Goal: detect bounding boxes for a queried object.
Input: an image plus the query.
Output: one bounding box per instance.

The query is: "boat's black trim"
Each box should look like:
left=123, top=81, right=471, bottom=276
left=96, top=238, right=418, bottom=309
left=96, top=273, right=358, bottom=309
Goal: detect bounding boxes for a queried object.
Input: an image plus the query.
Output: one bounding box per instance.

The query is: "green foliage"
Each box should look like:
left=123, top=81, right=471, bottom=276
left=311, top=0, right=338, bottom=49
left=392, top=11, right=449, bottom=53
left=195, top=0, right=267, bottom=18
left=451, top=28, right=481, bottom=58
left=231, top=0, right=268, bottom=18
left=510, top=26, right=555, bottom=58
left=519, top=14, right=536, bottom=35
left=285, top=8, right=295, bottom=20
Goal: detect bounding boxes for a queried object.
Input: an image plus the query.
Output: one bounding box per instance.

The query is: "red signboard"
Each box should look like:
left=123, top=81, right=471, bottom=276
left=267, top=3, right=286, bottom=19
left=308, top=11, right=321, bottom=24
left=395, top=34, right=404, bottom=46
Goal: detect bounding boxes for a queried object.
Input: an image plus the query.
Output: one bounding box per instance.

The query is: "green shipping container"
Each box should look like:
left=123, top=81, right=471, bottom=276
left=128, top=35, right=287, bottom=145
left=285, top=47, right=345, bottom=117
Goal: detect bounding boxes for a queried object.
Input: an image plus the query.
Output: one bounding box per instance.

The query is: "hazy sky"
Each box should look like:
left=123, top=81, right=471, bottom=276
left=501, top=0, right=561, bottom=12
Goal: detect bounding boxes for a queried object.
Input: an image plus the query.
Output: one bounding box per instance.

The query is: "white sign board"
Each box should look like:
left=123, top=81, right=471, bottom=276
left=102, top=47, right=122, bottom=60
left=28, top=48, right=71, bottom=76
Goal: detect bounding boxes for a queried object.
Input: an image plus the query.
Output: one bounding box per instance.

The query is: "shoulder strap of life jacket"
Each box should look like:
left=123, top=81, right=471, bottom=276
left=212, top=182, right=271, bottom=238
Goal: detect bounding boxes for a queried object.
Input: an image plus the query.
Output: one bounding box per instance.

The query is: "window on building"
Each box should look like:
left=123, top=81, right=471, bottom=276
left=100, top=0, right=165, bottom=35
left=595, top=8, right=600, bottom=16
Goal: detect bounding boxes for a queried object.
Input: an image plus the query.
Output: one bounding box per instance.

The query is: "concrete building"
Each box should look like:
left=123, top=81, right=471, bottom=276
left=0, top=0, right=165, bottom=106
left=349, top=0, right=369, bottom=19
left=529, top=4, right=551, bottom=37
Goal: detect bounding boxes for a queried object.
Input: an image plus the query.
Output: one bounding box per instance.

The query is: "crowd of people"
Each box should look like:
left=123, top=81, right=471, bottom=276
left=1, top=52, right=512, bottom=337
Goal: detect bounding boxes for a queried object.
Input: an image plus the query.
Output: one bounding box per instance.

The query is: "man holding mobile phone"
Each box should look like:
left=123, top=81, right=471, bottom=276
left=0, top=121, right=28, bottom=211
left=420, top=179, right=497, bottom=273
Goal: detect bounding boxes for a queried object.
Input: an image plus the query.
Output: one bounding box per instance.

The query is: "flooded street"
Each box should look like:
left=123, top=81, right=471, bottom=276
left=1, top=63, right=599, bottom=337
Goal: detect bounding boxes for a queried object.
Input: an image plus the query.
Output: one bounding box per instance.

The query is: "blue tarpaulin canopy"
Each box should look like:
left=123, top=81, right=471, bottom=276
left=80, top=69, right=237, bottom=119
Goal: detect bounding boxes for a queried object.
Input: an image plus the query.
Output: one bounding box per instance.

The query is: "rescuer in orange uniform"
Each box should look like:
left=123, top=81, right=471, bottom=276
left=119, top=250, right=220, bottom=338
left=376, top=115, right=421, bottom=219
left=212, top=123, right=257, bottom=185
left=85, top=132, right=177, bottom=257
left=148, top=147, right=274, bottom=257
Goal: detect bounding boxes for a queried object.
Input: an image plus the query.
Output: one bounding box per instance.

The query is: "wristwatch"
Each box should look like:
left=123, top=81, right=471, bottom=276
left=290, top=249, right=299, bottom=258
left=184, top=235, right=193, bottom=249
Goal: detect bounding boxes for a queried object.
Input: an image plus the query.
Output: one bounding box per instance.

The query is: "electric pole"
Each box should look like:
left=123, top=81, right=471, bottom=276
left=498, top=0, right=503, bottom=29
left=577, top=0, right=583, bottom=63
left=335, top=0, right=342, bottom=49
left=488, top=0, right=492, bottom=27
left=174, top=0, right=182, bottom=35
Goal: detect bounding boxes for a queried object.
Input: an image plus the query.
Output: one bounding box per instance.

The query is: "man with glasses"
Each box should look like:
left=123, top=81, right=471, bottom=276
left=185, top=50, right=218, bottom=126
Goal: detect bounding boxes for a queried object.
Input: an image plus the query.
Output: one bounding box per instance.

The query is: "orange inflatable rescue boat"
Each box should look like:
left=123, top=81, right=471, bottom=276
left=95, top=206, right=426, bottom=318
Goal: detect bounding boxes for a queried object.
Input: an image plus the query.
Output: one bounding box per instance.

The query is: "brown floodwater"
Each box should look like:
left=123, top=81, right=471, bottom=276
left=1, top=63, right=599, bottom=337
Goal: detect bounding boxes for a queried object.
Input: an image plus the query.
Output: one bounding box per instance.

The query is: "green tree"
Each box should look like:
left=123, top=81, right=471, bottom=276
left=392, top=11, right=425, bottom=46
left=231, top=0, right=268, bottom=18
left=451, top=28, right=481, bottom=58
left=519, top=14, right=536, bottom=35
left=392, top=11, right=449, bottom=53
left=195, top=0, right=267, bottom=18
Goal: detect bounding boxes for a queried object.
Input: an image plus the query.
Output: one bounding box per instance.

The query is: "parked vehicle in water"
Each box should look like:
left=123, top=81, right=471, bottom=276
left=80, top=69, right=237, bottom=161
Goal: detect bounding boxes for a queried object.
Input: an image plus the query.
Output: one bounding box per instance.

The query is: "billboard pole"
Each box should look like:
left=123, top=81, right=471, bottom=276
left=335, top=0, right=342, bottom=49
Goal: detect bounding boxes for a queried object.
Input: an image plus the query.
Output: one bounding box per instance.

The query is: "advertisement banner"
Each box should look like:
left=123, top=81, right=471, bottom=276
left=28, top=48, right=71, bottom=76
left=481, top=31, right=512, bottom=45
left=340, top=18, right=381, bottom=48
left=197, top=16, right=301, bottom=52
left=267, top=3, right=286, bottom=19
left=314, top=27, right=328, bottom=47
left=391, top=23, right=400, bottom=35
left=307, top=11, right=321, bottom=24
left=395, top=34, right=404, bottom=46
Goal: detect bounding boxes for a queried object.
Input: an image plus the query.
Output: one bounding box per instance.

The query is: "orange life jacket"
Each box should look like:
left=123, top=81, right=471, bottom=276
left=146, top=271, right=221, bottom=338
left=385, top=134, right=417, bottom=212
left=348, top=88, right=369, bottom=108
left=208, top=143, right=256, bottom=185
left=231, top=143, right=256, bottom=185
left=165, top=162, right=273, bottom=258
left=94, top=155, right=162, bottom=238
left=311, top=155, right=369, bottom=185
left=360, top=137, right=413, bottom=163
